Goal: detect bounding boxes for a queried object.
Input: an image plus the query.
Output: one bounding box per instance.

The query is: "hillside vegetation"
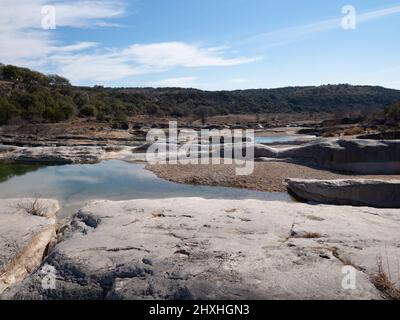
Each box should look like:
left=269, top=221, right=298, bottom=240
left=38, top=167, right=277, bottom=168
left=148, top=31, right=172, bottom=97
left=1, top=64, right=400, bottom=126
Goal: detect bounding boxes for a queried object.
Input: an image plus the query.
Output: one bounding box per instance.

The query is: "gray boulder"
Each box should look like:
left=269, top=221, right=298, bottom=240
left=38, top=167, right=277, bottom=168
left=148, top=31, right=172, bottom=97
left=287, top=179, right=400, bottom=208
left=255, top=139, right=400, bottom=174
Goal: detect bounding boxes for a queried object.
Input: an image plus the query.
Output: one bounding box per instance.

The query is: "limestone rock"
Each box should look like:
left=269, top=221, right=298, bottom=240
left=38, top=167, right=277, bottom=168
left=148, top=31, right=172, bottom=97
left=4, top=198, right=399, bottom=300
left=0, top=199, right=59, bottom=294
left=287, top=179, right=400, bottom=208
left=0, top=146, right=106, bottom=164
left=255, top=139, right=400, bottom=174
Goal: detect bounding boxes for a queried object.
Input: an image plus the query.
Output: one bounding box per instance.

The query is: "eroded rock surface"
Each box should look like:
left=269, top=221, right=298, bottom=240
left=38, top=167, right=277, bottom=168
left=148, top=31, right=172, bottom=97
left=255, top=139, right=400, bottom=174
left=287, top=179, right=400, bottom=208
left=3, top=198, right=399, bottom=300
left=0, top=199, right=59, bottom=294
left=2, top=138, right=399, bottom=175
left=0, top=146, right=106, bottom=164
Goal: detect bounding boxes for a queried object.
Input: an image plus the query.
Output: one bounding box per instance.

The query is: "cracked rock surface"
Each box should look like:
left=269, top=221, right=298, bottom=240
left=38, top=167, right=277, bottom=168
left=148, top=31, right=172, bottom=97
left=3, top=198, right=399, bottom=300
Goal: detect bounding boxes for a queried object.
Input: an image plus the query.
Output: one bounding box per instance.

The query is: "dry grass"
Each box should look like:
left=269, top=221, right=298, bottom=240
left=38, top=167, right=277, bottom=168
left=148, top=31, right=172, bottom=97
left=330, top=247, right=358, bottom=269
left=16, top=198, right=47, bottom=217
left=291, top=231, right=322, bottom=239
left=301, top=232, right=322, bottom=239
left=370, top=256, right=400, bottom=300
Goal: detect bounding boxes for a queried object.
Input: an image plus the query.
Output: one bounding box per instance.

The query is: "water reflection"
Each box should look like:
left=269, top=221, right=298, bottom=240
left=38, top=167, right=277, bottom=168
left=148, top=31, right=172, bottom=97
left=0, top=160, right=293, bottom=218
left=0, top=163, right=42, bottom=183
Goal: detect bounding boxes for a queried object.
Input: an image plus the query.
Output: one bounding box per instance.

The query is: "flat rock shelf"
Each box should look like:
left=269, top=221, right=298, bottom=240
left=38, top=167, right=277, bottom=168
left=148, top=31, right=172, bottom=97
left=2, top=198, right=399, bottom=300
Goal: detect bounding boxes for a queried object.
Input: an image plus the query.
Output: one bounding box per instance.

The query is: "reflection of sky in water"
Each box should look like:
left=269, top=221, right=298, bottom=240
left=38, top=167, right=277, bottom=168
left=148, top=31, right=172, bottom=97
left=0, top=160, right=292, bottom=218
left=255, top=136, right=295, bottom=144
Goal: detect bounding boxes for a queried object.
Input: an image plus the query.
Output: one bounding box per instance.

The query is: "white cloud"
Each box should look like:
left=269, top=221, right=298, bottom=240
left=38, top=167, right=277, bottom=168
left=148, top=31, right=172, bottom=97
left=358, top=5, right=400, bottom=22
left=0, top=0, right=125, bottom=66
left=53, top=1, right=126, bottom=28
left=0, top=0, right=258, bottom=84
left=50, top=42, right=259, bottom=84
left=123, top=42, right=260, bottom=68
left=0, top=0, right=125, bottom=30
left=50, top=52, right=147, bottom=82
left=51, top=42, right=99, bottom=53
left=245, top=4, right=400, bottom=48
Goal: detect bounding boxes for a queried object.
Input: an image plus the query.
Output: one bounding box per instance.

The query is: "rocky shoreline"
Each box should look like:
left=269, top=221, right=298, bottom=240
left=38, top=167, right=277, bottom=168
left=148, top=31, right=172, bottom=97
left=1, top=138, right=399, bottom=173
left=1, top=136, right=400, bottom=300
left=146, top=161, right=400, bottom=193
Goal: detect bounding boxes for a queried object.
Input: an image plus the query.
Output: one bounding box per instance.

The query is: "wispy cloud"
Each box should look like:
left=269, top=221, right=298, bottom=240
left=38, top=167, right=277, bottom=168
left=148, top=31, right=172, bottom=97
left=51, top=42, right=259, bottom=83
left=0, top=0, right=125, bottom=67
left=244, top=4, right=400, bottom=48
left=53, top=1, right=125, bottom=28
left=3, top=1, right=398, bottom=87
left=0, top=0, right=258, bottom=84
left=123, top=42, right=260, bottom=68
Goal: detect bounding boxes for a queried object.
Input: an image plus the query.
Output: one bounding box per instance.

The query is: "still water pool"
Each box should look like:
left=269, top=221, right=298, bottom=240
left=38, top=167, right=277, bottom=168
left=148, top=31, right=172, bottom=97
left=0, top=160, right=292, bottom=218
left=255, top=136, right=296, bottom=144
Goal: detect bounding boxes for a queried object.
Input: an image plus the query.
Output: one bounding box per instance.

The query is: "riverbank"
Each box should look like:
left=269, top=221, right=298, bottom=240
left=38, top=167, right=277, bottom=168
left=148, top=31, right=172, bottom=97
left=146, top=161, right=400, bottom=192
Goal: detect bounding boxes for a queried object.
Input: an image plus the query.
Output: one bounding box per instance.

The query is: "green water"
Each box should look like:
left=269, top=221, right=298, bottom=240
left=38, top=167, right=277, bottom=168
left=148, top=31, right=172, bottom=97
left=0, top=160, right=293, bottom=218
left=0, top=163, right=42, bottom=183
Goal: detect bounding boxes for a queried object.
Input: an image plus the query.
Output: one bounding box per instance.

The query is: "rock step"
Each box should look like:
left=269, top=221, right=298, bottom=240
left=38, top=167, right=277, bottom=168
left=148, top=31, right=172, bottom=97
left=287, top=179, right=400, bottom=208
left=0, top=199, right=59, bottom=294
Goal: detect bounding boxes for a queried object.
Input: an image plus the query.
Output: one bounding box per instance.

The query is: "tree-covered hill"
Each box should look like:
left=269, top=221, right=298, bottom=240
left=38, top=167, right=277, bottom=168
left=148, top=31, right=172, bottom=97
left=1, top=63, right=400, bottom=126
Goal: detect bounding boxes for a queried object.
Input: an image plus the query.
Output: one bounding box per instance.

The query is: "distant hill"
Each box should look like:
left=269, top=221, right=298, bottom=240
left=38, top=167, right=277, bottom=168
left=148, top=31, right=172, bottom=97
left=1, top=64, right=400, bottom=126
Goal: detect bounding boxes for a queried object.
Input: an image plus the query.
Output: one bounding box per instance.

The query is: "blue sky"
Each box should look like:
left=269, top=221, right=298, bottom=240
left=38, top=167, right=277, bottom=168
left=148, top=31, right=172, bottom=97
left=1, top=0, right=399, bottom=89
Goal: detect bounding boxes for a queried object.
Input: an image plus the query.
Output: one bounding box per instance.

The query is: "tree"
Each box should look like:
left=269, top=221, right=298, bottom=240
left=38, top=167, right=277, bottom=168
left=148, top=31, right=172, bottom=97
left=0, top=97, right=20, bottom=124
left=48, top=74, right=71, bottom=87
left=195, top=106, right=215, bottom=125
left=384, top=102, right=400, bottom=126
left=1, top=65, right=20, bottom=81
left=111, top=113, right=129, bottom=130
left=74, top=92, right=90, bottom=109
left=79, top=105, right=98, bottom=117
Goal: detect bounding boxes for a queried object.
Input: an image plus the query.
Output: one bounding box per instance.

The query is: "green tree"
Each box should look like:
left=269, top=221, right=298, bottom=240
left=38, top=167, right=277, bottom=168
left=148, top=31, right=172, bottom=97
left=0, top=97, right=20, bottom=124
left=74, top=92, right=90, bottom=109
left=79, top=105, right=98, bottom=117
left=111, top=113, right=129, bottom=130
left=47, top=74, right=71, bottom=87
left=384, top=102, right=400, bottom=126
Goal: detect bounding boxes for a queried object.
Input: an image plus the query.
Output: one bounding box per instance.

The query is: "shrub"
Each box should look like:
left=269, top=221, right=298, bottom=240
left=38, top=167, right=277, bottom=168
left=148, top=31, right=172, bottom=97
left=79, top=105, right=98, bottom=117
left=0, top=97, right=20, bottom=124
left=111, top=114, right=129, bottom=130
